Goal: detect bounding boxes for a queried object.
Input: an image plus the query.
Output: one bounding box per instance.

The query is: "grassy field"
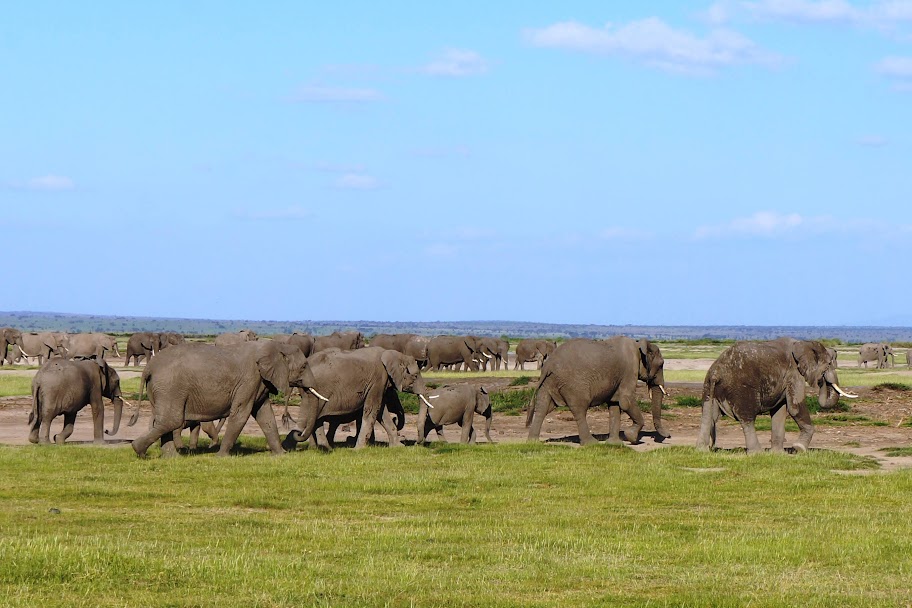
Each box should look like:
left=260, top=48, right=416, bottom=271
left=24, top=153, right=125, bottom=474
left=1, top=443, right=910, bottom=607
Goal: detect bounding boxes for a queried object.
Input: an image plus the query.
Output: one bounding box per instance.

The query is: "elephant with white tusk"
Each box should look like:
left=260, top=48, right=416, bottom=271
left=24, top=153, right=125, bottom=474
left=527, top=337, right=668, bottom=445
left=283, top=347, right=429, bottom=450
left=130, top=341, right=317, bottom=458
left=697, top=338, right=858, bottom=454
left=66, top=333, right=121, bottom=360
left=29, top=356, right=125, bottom=445
left=1, top=327, right=28, bottom=366
left=417, top=384, right=494, bottom=445
left=513, top=339, right=557, bottom=371
left=426, top=335, right=482, bottom=372
left=19, top=332, right=68, bottom=364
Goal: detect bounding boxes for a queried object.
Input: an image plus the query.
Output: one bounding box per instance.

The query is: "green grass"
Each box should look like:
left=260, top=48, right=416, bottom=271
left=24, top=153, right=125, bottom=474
left=675, top=395, right=703, bottom=407
left=509, top=375, right=534, bottom=386
left=0, top=376, right=33, bottom=398
left=0, top=443, right=909, bottom=607
left=872, top=382, right=912, bottom=392
left=752, top=414, right=888, bottom=432
left=881, top=447, right=912, bottom=457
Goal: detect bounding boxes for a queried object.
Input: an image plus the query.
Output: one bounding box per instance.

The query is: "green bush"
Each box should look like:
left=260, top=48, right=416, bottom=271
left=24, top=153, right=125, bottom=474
left=491, top=388, right=534, bottom=416
left=675, top=395, right=703, bottom=407
left=509, top=375, right=533, bottom=387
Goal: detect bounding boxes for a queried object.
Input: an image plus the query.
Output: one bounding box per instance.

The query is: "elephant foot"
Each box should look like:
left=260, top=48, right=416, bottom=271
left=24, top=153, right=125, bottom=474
left=54, top=434, right=64, bottom=445
left=28, top=431, right=39, bottom=444
left=605, top=436, right=624, bottom=446
left=623, top=428, right=642, bottom=444
left=655, top=426, right=671, bottom=440
left=695, top=443, right=712, bottom=452
left=792, top=442, right=808, bottom=453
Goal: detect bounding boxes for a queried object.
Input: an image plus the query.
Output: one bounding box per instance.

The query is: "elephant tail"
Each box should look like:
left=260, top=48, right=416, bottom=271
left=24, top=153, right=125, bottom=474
left=29, top=381, right=40, bottom=428
left=128, top=368, right=149, bottom=427
left=526, top=370, right=553, bottom=427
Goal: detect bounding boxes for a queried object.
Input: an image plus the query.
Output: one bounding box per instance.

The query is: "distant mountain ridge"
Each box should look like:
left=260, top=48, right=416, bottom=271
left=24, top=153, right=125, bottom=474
left=2, top=311, right=910, bottom=343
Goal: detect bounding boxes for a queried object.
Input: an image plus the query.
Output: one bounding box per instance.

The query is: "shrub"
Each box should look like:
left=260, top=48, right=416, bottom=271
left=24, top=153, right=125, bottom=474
left=509, top=376, right=533, bottom=387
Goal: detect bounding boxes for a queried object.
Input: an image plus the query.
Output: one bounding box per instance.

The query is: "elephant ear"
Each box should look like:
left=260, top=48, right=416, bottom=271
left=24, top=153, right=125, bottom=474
left=479, top=386, right=488, bottom=394
left=790, top=341, right=821, bottom=383
left=257, top=346, right=290, bottom=395
left=381, top=350, right=407, bottom=391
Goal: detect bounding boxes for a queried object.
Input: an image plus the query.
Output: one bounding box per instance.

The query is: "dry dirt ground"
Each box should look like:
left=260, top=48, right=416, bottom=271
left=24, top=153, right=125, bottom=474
left=3, top=358, right=912, bottom=471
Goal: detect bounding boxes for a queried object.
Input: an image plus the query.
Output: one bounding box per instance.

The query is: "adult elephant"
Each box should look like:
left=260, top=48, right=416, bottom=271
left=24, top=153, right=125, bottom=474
left=514, top=339, right=556, bottom=370
left=158, top=332, right=185, bottom=350
left=477, top=337, right=509, bottom=371
left=20, top=332, right=68, bottom=364
left=884, top=344, right=895, bottom=368
left=527, top=337, right=668, bottom=445
left=697, top=338, right=858, bottom=454
left=1, top=327, right=27, bottom=366
left=426, top=335, right=481, bottom=371
left=129, top=341, right=319, bottom=458
left=214, top=329, right=258, bottom=346
left=312, top=331, right=365, bottom=353
left=371, top=334, right=430, bottom=368
left=404, top=335, right=430, bottom=368
left=417, top=384, right=493, bottom=444
left=29, top=357, right=125, bottom=445
left=284, top=333, right=315, bottom=357
left=125, top=332, right=160, bottom=366
left=66, top=333, right=121, bottom=360
left=283, top=347, right=432, bottom=450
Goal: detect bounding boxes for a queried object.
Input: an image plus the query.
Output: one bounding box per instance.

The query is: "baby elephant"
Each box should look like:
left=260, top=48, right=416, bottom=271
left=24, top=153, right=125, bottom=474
left=29, top=357, right=125, bottom=445
left=417, top=384, right=493, bottom=444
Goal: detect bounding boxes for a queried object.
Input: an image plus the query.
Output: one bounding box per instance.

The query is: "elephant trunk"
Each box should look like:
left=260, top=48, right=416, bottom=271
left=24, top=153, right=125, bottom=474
left=106, top=397, right=124, bottom=436
left=818, top=379, right=839, bottom=410
left=482, top=406, right=494, bottom=443
left=650, top=383, right=669, bottom=439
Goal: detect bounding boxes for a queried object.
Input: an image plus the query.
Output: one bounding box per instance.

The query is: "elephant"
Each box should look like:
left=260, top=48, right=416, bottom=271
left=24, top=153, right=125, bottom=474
left=158, top=332, right=185, bottom=350
left=19, top=332, right=68, bottom=364
left=312, top=331, right=365, bottom=353
left=322, top=387, right=407, bottom=448
left=29, top=357, right=125, bottom=445
left=125, top=332, right=160, bottom=366
left=858, top=343, right=893, bottom=369
left=65, top=333, right=121, bottom=360
left=417, top=384, right=494, bottom=444
left=283, top=333, right=315, bottom=357
left=514, top=339, right=556, bottom=370
left=884, top=344, right=895, bottom=368
left=826, top=347, right=839, bottom=368
left=1, top=327, right=27, bottom=366
left=426, top=335, right=481, bottom=371
left=214, top=329, right=258, bottom=346
left=129, top=340, right=318, bottom=458
left=697, top=338, right=858, bottom=454
left=283, top=347, right=431, bottom=450
left=476, top=337, right=509, bottom=372
left=908, top=349, right=912, bottom=368
left=526, top=337, right=668, bottom=445
left=371, top=334, right=430, bottom=368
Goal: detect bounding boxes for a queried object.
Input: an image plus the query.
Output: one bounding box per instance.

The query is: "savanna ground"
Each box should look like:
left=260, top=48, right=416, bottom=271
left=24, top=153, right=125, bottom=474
left=2, top=341, right=912, bottom=606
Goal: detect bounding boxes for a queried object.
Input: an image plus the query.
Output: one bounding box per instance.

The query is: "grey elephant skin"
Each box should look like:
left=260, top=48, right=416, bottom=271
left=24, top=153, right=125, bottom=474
left=66, top=333, right=121, bottom=360
left=527, top=337, right=667, bottom=445
left=214, top=329, right=258, bottom=346
left=29, top=357, right=125, bottom=445
left=370, top=334, right=430, bottom=367
left=129, top=341, right=316, bottom=457
left=514, top=339, right=556, bottom=370
left=476, top=337, right=509, bottom=371
left=858, top=343, right=893, bottom=369
left=426, top=335, right=482, bottom=371
left=697, top=338, right=856, bottom=453
left=312, top=331, right=365, bottom=353
left=1, top=327, right=26, bottom=365
left=418, top=384, right=493, bottom=444
left=272, top=333, right=315, bottom=357
left=284, top=347, right=429, bottom=450
left=20, top=332, right=68, bottom=364
left=125, top=332, right=160, bottom=366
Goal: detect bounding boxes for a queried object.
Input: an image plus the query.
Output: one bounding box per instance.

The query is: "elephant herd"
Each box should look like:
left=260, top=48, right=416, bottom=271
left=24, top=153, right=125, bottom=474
left=1, top=325, right=900, bottom=457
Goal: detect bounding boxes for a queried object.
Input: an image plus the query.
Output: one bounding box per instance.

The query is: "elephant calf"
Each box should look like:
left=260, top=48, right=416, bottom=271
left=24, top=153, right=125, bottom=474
left=29, top=357, right=125, bottom=445
left=418, top=384, right=493, bottom=444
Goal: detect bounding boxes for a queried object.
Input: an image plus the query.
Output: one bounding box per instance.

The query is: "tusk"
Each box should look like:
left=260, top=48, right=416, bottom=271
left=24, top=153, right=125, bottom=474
left=482, top=352, right=493, bottom=359
left=429, top=395, right=439, bottom=399
left=308, top=387, right=330, bottom=401
left=419, top=394, right=435, bottom=409
left=120, top=399, right=133, bottom=407
left=832, top=384, right=859, bottom=399
left=659, top=385, right=667, bottom=396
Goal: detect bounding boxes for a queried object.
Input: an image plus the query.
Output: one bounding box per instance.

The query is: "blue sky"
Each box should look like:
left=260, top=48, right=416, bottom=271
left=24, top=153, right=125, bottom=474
left=2, top=1, right=909, bottom=325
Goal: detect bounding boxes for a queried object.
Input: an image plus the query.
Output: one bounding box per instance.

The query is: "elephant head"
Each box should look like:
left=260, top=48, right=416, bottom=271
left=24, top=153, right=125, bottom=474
left=256, top=342, right=317, bottom=397
left=1, top=328, right=25, bottom=363
left=789, top=340, right=856, bottom=411
left=636, top=339, right=669, bottom=438
left=381, top=350, right=429, bottom=403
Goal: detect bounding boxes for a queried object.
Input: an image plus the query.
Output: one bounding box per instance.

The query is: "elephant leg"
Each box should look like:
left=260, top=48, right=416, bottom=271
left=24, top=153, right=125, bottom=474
left=39, top=417, right=53, bottom=445
left=618, top=394, right=644, bottom=444
left=740, top=419, right=763, bottom=454
left=696, top=399, right=720, bottom=451
left=217, top=404, right=255, bottom=457
left=90, top=398, right=105, bottom=444
left=160, top=431, right=179, bottom=458
left=28, top=422, right=39, bottom=444
left=791, top=407, right=814, bottom=453
left=526, top=389, right=553, bottom=442
left=434, top=425, right=448, bottom=442
left=132, top=415, right=183, bottom=457
left=770, top=406, right=787, bottom=453
left=252, top=402, right=285, bottom=455
left=326, top=420, right=340, bottom=447
left=468, top=426, right=477, bottom=444
left=187, top=423, right=201, bottom=450
left=55, top=412, right=77, bottom=444
left=569, top=404, right=598, bottom=446
left=313, top=424, right=332, bottom=450
left=460, top=410, right=476, bottom=443
left=606, top=405, right=623, bottom=445
left=377, top=408, right=401, bottom=447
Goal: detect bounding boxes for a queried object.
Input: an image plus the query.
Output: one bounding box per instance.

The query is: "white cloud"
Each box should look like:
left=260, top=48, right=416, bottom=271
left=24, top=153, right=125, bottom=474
left=694, top=211, right=823, bottom=238
left=600, top=227, right=654, bottom=240
left=857, top=134, right=889, bottom=146
left=10, top=175, right=76, bottom=191
left=708, top=0, right=912, bottom=26
left=524, top=17, right=781, bottom=74
left=314, top=161, right=367, bottom=173
left=335, top=174, right=380, bottom=190
left=875, top=55, right=912, bottom=90
left=421, top=49, right=490, bottom=77
left=235, top=206, right=312, bottom=221
left=291, top=86, right=384, bottom=103
left=425, top=243, right=459, bottom=257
